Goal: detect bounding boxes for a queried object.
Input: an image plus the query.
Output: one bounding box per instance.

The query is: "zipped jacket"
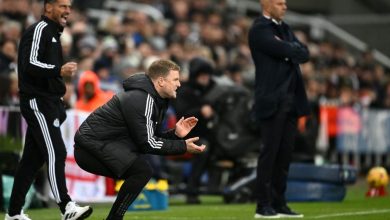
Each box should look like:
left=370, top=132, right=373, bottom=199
left=74, top=73, right=187, bottom=177
left=18, top=15, right=65, bottom=98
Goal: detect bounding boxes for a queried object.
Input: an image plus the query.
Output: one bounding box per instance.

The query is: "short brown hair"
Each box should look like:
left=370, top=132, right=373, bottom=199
left=147, top=60, right=180, bottom=80
left=44, top=0, right=73, bottom=13
left=44, top=0, right=55, bottom=3
left=44, top=0, right=73, bottom=4
left=44, top=0, right=61, bottom=5
left=44, top=0, right=56, bottom=12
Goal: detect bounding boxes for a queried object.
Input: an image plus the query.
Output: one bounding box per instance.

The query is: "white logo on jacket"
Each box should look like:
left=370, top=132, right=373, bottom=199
left=52, top=37, right=57, bottom=42
left=53, top=118, right=60, bottom=127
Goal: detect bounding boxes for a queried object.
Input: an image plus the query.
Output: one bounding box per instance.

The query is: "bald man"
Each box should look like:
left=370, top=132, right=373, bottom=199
left=248, top=0, right=309, bottom=218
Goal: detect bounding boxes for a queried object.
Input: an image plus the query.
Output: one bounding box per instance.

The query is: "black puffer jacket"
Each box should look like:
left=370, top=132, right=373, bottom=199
left=74, top=73, right=186, bottom=177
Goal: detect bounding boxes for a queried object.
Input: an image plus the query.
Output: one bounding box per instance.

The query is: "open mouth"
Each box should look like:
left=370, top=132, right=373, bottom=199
left=60, top=14, right=68, bottom=25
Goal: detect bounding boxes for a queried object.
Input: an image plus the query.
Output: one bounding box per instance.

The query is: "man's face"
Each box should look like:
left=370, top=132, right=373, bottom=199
left=159, top=70, right=181, bottom=99
left=1, top=40, right=17, bottom=60
left=196, top=73, right=211, bottom=87
left=83, top=82, right=95, bottom=100
left=45, top=0, right=72, bottom=27
left=269, top=0, right=287, bottom=21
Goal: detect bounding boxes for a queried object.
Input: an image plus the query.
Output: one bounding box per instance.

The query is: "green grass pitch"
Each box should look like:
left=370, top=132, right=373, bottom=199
left=2, top=180, right=390, bottom=220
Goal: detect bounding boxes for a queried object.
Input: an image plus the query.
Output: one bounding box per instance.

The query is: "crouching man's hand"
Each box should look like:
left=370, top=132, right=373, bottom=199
left=175, top=116, right=198, bottom=138
left=185, top=137, right=206, bottom=154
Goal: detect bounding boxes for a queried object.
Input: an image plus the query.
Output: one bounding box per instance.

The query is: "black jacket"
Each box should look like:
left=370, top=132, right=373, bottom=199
left=18, top=16, right=65, bottom=98
left=74, top=73, right=187, bottom=177
left=248, top=16, right=310, bottom=120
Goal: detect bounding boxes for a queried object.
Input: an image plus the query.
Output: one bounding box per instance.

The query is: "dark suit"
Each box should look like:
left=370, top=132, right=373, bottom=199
left=248, top=16, right=310, bottom=208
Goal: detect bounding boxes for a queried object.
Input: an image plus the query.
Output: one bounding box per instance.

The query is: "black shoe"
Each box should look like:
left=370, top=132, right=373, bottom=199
left=254, top=206, right=280, bottom=219
left=273, top=206, right=303, bottom=218
left=186, top=195, right=201, bottom=204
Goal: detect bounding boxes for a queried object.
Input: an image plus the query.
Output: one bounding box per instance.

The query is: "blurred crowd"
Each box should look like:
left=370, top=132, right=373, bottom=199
left=1, top=0, right=390, bottom=173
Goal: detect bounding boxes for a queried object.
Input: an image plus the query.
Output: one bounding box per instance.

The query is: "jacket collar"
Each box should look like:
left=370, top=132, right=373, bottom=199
left=263, top=15, right=282, bottom=25
left=122, top=73, right=168, bottom=107
left=41, top=15, right=64, bottom=34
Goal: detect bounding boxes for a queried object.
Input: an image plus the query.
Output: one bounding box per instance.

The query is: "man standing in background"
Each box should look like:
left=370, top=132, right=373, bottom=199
left=5, top=1, right=92, bottom=220
left=174, top=57, right=217, bottom=204
left=248, top=0, right=310, bottom=218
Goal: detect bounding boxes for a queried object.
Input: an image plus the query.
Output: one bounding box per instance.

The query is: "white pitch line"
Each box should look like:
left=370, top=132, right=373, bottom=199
left=313, top=209, right=390, bottom=219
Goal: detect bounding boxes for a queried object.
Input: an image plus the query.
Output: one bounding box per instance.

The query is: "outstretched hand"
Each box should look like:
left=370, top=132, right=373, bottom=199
left=185, top=137, right=206, bottom=154
left=175, top=116, right=198, bottom=138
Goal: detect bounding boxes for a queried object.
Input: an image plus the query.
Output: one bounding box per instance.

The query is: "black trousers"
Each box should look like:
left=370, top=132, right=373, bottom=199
left=9, top=97, right=71, bottom=214
left=74, top=147, right=152, bottom=181
left=255, top=106, right=297, bottom=207
left=74, top=147, right=153, bottom=219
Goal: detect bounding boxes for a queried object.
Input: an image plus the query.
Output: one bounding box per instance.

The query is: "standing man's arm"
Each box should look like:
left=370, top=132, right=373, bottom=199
left=290, top=31, right=310, bottom=64
left=249, top=23, right=309, bottom=63
left=22, top=26, right=60, bottom=78
left=22, top=25, right=76, bottom=78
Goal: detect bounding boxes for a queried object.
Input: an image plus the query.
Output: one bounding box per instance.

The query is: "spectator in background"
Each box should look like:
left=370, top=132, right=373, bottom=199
left=174, top=57, right=217, bottom=204
left=75, top=70, right=113, bottom=112
left=93, top=59, right=122, bottom=94
left=6, top=71, right=19, bottom=106
left=0, top=20, right=22, bottom=42
left=0, top=39, right=18, bottom=75
left=381, top=81, right=390, bottom=108
left=76, top=34, right=98, bottom=60
left=0, top=74, right=12, bottom=105
left=0, top=0, right=30, bottom=25
left=212, top=63, right=247, bottom=87
left=60, top=28, right=73, bottom=62
left=93, top=37, right=122, bottom=93
left=248, top=0, right=309, bottom=218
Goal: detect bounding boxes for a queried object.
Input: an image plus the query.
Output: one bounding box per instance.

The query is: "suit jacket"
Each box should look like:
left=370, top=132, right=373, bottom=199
left=248, top=16, right=310, bottom=121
